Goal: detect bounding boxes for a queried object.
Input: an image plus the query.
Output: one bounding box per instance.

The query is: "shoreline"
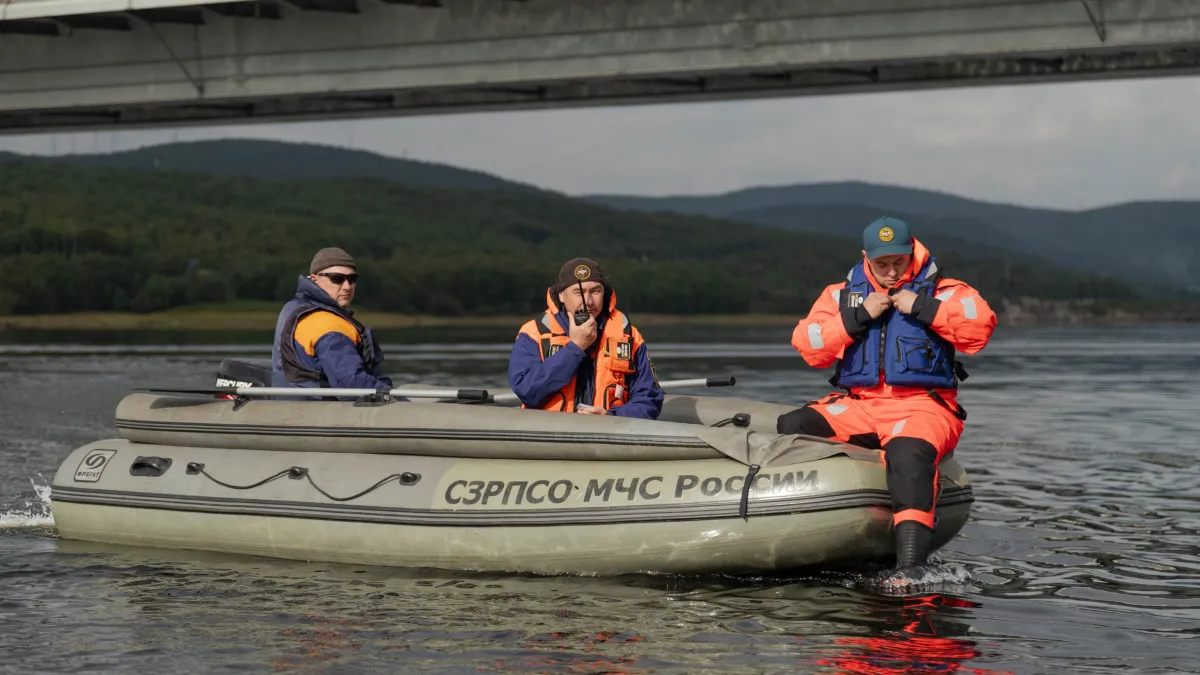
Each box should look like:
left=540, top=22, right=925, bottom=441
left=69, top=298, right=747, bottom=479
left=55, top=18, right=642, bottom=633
left=0, top=311, right=803, bottom=331
left=1, top=305, right=1198, bottom=331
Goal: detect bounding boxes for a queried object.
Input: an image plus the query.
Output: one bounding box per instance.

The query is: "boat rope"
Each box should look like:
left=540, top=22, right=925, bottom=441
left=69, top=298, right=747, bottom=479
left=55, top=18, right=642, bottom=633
left=738, top=463, right=760, bottom=521
left=185, top=462, right=421, bottom=501
left=298, top=470, right=423, bottom=502
left=186, top=464, right=291, bottom=490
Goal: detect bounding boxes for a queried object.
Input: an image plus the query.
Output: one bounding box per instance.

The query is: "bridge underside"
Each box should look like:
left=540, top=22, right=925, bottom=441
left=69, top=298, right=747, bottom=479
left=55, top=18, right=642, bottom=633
left=1, top=0, right=1199, bottom=133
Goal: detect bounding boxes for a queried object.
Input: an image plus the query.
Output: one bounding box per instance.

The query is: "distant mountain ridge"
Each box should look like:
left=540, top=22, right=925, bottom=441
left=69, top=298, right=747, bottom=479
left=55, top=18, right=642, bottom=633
left=588, top=182, right=1200, bottom=292
left=3, top=138, right=1197, bottom=292
left=1, top=139, right=545, bottom=195
left=588, top=180, right=1057, bottom=220
left=0, top=158, right=1143, bottom=318
left=718, top=202, right=1037, bottom=264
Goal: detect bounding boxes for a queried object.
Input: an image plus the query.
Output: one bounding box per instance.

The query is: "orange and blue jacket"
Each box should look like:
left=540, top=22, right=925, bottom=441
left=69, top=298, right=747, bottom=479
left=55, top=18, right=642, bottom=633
left=271, top=276, right=392, bottom=391
left=792, top=239, right=996, bottom=402
left=508, top=289, right=663, bottom=419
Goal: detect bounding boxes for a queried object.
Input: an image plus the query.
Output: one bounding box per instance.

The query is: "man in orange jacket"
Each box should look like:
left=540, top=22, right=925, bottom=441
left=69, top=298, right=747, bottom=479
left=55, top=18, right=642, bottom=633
left=778, top=217, right=996, bottom=578
left=509, top=258, right=664, bottom=419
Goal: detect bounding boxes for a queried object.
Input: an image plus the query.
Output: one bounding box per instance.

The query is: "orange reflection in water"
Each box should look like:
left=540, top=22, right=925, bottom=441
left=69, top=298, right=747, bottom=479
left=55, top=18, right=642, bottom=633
left=269, top=615, right=360, bottom=672
left=817, top=595, right=1016, bottom=675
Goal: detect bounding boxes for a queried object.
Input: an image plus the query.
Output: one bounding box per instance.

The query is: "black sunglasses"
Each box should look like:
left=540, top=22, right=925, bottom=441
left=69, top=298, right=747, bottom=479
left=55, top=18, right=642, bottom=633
left=317, top=272, right=359, bottom=286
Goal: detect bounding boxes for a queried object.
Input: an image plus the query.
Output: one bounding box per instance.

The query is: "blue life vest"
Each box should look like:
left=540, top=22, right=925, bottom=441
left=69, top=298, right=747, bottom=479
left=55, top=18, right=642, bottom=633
left=271, top=276, right=384, bottom=388
left=835, top=257, right=959, bottom=390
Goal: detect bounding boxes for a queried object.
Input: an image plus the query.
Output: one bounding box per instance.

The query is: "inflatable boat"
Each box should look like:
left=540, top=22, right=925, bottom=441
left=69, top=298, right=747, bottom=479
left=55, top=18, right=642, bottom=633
left=49, top=360, right=974, bottom=576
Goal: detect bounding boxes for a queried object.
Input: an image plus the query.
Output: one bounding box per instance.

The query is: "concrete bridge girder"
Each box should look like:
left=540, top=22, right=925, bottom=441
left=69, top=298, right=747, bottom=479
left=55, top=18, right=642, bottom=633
left=1, top=0, right=1199, bottom=132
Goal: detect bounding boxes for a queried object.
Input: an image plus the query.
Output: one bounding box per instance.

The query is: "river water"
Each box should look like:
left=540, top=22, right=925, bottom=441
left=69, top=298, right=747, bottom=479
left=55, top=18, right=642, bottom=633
left=1, top=324, right=1197, bottom=674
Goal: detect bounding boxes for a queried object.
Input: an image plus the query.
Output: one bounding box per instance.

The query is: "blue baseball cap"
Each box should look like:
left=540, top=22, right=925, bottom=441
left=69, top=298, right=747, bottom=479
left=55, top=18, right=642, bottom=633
left=862, top=217, right=913, bottom=259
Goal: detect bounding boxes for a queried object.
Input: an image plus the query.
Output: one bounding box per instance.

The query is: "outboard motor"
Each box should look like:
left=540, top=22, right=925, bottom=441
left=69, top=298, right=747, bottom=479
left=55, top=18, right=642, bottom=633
left=213, top=358, right=272, bottom=398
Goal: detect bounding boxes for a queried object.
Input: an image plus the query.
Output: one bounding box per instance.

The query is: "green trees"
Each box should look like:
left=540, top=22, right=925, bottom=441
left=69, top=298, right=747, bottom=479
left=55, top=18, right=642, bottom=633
left=0, top=161, right=1145, bottom=316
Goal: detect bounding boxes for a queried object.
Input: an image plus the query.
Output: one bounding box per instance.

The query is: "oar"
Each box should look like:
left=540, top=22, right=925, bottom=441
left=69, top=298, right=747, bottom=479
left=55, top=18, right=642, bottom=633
left=486, top=376, right=735, bottom=404
left=138, top=386, right=490, bottom=401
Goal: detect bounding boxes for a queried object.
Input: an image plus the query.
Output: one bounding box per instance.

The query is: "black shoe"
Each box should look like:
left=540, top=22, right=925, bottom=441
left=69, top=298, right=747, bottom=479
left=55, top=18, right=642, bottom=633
left=894, top=520, right=934, bottom=569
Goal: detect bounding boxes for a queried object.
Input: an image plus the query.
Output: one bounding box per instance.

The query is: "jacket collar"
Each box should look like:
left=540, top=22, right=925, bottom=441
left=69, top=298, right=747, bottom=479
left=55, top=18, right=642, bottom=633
left=862, top=238, right=932, bottom=292
left=543, top=286, right=618, bottom=333
left=294, top=275, right=349, bottom=313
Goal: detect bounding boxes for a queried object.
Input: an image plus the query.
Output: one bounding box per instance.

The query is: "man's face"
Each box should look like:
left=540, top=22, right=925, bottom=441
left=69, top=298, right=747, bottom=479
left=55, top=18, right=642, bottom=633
left=865, top=253, right=912, bottom=288
left=558, top=281, right=605, bottom=317
left=309, top=265, right=357, bottom=309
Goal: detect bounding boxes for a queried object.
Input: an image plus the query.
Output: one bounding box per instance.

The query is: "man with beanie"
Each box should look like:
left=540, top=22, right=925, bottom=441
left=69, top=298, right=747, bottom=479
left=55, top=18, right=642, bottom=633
left=508, top=258, right=663, bottom=419
left=271, top=247, right=392, bottom=391
left=777, top=217, right=996, bottom=584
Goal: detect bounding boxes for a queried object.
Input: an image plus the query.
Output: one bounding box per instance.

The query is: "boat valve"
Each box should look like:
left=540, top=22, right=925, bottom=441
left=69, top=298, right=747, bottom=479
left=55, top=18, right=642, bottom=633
left=288, top=466, right=309, bottom=479
left=186, top=462, right=205, bottom=475
left=712, top=412, right=752, bottom=428
left=399, top=472, right=421, bottom=486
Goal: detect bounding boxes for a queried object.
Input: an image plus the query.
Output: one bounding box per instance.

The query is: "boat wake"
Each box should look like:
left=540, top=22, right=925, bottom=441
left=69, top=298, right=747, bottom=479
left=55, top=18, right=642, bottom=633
left=0, top=477, right=55, bottom=529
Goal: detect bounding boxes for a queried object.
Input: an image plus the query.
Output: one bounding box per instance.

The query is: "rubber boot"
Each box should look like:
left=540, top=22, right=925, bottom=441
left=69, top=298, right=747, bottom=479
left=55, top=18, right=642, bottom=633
left=894, top=520, right=934, bottom=569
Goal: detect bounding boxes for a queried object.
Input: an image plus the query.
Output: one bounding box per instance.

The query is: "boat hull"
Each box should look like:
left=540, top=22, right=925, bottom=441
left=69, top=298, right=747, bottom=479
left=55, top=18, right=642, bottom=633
left=51, top=436, right=973, bottom=575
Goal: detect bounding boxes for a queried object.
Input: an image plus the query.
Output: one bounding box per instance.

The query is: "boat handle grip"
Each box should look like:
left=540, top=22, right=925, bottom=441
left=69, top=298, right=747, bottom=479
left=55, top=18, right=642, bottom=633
left=130, top=456, right=173, bottom=477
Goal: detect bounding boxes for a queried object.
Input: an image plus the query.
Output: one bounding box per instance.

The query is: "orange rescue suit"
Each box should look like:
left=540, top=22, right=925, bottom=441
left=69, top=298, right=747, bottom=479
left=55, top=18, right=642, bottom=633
left=516, top=290, right=645, bottom=412
left=783, top=239, right=998, bottom=530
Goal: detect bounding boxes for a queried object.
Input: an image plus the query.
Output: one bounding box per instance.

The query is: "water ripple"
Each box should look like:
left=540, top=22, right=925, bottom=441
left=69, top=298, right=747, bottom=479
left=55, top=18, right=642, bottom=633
left=1, top=325, right=1198, bottom=674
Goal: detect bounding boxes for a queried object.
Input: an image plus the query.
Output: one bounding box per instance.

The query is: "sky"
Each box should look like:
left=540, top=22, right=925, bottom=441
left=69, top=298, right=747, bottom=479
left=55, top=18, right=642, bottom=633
left=1, top=75, right=1197, bottom=211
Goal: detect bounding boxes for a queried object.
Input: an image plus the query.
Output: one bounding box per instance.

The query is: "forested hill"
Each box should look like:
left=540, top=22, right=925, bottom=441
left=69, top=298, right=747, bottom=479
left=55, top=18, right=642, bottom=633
left=4, top=139, right=545, bottom=195
left=0, top=158, right=1141, bottom=317
left=8, top=138, right=1197, bottom=293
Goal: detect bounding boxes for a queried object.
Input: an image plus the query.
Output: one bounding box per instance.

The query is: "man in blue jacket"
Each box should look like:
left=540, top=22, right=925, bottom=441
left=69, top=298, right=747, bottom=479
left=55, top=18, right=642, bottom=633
left=509, top=258, right=663, bottom=419
left=271, top=247, right=393, bottom=391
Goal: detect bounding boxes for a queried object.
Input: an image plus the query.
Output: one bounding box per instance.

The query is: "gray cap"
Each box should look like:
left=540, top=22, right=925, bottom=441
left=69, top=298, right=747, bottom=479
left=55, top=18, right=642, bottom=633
left=309, top=247, right=356, bottom=274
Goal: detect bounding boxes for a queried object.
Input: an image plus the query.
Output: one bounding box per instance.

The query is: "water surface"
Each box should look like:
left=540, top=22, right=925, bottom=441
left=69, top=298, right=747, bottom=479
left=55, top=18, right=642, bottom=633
left=1, top=324, right=1197, bottom=673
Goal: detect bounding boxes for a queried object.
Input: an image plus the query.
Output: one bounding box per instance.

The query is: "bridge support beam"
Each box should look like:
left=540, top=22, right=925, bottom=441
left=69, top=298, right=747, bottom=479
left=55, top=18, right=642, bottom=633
left=2, top=0, right=1199, bottom=132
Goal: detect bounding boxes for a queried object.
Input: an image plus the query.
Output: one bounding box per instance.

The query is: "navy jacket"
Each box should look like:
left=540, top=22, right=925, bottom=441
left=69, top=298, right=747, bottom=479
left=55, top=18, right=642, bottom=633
left=271, top=276, right=393, bottom=391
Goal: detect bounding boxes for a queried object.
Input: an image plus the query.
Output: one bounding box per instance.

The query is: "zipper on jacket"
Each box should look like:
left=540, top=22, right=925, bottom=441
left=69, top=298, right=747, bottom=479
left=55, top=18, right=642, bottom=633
left=878, top=316, right=888, bottom=380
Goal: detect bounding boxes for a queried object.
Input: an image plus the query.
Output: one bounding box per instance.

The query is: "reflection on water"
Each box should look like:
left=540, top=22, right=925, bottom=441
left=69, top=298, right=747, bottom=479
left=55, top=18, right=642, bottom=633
left=1, top=324, right=1198, bottom=673
left=10, top=539, right=1016, bottom=675
left=816, top=595, right=1019, bottom=675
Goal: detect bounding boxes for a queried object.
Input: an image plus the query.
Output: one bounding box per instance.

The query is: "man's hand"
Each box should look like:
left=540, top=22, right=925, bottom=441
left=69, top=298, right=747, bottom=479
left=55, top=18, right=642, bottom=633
left=892, top=289, right=919, bottom=315
left=863, top=292, right=894, bottom=319
left=569, top=315, right=598, bottom=351
left=576, top=404, right=605, bottom=415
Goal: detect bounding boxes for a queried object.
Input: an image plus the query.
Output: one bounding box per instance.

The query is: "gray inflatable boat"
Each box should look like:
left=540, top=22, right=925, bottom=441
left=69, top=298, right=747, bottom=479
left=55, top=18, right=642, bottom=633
left=50, top=363, right=973, bottom=575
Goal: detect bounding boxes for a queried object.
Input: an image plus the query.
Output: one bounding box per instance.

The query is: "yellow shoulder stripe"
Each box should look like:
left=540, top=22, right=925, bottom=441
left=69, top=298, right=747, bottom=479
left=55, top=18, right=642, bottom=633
left=294, top=311, right=360, bottom=356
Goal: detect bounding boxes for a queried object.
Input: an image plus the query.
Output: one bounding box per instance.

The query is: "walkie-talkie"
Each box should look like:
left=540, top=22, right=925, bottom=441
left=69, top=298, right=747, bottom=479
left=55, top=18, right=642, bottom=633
left=573, top=279, right=590, bottom=326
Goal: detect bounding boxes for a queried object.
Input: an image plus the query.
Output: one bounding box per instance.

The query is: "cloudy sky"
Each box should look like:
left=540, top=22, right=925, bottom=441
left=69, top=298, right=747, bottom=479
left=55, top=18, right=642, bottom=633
left=2, top=75, right=1197, bottom=211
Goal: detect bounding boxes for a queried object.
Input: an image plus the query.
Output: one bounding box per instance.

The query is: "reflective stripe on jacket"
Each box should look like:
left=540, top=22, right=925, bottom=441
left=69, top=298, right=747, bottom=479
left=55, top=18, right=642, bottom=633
left=791, top=239, right=997, bottom=400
